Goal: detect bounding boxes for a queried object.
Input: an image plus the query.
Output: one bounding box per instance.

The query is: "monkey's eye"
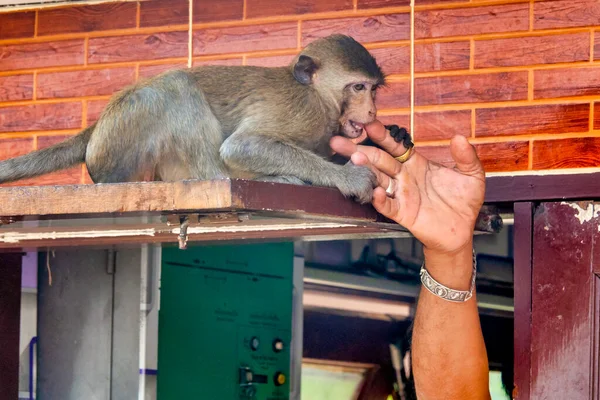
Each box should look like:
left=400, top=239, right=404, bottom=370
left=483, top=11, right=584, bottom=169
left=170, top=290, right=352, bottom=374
left=353, top=84, right=365, bottom=91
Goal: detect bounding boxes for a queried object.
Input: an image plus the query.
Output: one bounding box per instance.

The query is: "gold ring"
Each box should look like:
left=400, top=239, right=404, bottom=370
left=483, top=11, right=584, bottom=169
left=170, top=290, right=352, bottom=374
left=395, top=147, right=415, bottom=163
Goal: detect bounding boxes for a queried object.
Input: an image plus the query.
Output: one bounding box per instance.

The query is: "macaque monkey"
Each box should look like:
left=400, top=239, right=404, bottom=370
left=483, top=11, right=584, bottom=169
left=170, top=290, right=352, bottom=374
left=0, top=34, right=398, bottom=204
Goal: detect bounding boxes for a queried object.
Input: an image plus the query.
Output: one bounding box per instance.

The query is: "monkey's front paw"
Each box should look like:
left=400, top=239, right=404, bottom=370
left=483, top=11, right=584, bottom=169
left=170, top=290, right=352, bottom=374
left=338, top=164, right=377, bottom=204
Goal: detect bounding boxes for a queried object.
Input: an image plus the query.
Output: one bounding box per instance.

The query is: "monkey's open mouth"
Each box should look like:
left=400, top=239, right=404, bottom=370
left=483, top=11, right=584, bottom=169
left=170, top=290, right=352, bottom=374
left=342, top=120, right=365, bottom=138
left=349, top=120, right=364, bottom=131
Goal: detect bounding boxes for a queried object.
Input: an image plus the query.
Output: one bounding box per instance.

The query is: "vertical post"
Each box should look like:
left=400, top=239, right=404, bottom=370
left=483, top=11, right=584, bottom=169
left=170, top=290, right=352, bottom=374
left=531, top=201, right=597, bottom=399
left=0, top=252, right=23, bottom=400
left=513, top=202, right=533, bottom=400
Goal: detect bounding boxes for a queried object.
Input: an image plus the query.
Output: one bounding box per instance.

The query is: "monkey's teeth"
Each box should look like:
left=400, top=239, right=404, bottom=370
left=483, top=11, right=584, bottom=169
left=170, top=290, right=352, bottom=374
left=350, top=121, right=364, bottom=130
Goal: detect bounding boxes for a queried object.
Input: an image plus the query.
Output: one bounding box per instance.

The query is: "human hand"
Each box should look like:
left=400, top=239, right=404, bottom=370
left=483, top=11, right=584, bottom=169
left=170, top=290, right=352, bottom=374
left=330, top=120, right=485, bottom=257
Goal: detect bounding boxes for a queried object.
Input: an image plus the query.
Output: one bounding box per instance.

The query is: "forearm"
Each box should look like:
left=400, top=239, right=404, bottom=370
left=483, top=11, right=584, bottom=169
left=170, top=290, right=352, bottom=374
left=412, top=244, right=491, bottom=400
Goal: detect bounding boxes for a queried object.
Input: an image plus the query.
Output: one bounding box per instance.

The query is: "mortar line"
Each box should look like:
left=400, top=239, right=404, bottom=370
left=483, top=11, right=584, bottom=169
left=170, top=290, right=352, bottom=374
left=188, top=0, right=193, bottom=68
left=410, top=0, right=415, bottom=138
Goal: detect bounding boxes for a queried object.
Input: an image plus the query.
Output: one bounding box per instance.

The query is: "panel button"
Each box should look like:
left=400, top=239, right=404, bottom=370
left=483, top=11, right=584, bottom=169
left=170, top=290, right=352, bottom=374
left=250, top=336, right=260, bottom=351
left=239, top=367, right=254, bottom=385
left=272, top=338, right=284, bottom=353
left=274, top=372, right=286, bottom=386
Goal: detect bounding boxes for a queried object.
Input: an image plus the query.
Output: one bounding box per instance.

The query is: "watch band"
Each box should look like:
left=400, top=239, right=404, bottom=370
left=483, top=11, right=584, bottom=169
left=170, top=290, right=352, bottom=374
left=419, top=250, right=477, bottom=302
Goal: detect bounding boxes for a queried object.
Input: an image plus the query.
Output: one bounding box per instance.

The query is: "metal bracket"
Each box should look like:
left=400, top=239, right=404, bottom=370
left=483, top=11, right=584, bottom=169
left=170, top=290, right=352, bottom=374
left=165, top=213, right=252, bottom=250
left=0, top=216, right=18, bottom=226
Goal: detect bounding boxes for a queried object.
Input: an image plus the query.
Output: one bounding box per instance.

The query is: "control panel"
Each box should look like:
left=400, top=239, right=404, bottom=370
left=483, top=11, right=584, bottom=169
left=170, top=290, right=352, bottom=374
left=157, top=242, right=294, bottom=400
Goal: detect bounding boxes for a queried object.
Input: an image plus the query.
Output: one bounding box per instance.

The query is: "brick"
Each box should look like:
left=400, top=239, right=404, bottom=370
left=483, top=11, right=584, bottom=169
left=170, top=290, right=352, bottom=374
left=140, top=0, right=189, bottom=27
left=302, top=14, right=410, bottom=46
left=0, top=40, right=85, bottom=72
left=246, top=55, right=296, bottom=68
left=0, top=11, right=35, bottom=40
left=193, top=58, right=244, bottom=67
left=247, top=0, right=352, bottom=18
left=375, top=81, right=410, bottom=109
left=89, top=32, right=188, bottom=64
left=38, top=3, right=137, bottom=36
left=87, top=99, right=110, bottom=125
left=533, top=137, right=600, bottom=169
left=7, top=167, right=83, bottom=187
left=194, top=23, right=297, bottom=55
left=37, top=67, right=135, bottom=99
left=193, top=0, right=243, bottom=23
left=475, top=32, right=590, bottom=68
left=595, top=32, right=600, bottom=61
left=358, top=0, right=410, bottom=8
left=376, top=114, right=411, bottom=130
left=418, top=141, right=529, bottom=172
left=595, top=103, right=600, bottom=130
left=476, top=104, right=590, bottom=137
left=476, top=141, right=529, bottom=172
left=415, top=3, right=529, bottom=39
left=139, top=63, right=189, bottom=79
left=415, top=0, right=469, bottom=3
left=0, top=102, right=82, bottom=133
left=369, top=46, right=410, bottom=75
left=415, top=41, right=470, bottom=73
left=415, top=71, right=528, bottom=106
left=0, top=75, right=33, bottom=102
left=0, top=138, right=34, bottom=160
left=534, top=67, right=600, bottom=100
left=414, top=110, right=471, bottom=141
left=534, top=0, right=600, bottom=30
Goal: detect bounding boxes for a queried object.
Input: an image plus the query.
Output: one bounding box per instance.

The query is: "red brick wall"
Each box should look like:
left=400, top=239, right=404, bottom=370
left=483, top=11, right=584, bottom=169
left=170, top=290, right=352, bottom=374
left=0, top=0, right=599, bottom=186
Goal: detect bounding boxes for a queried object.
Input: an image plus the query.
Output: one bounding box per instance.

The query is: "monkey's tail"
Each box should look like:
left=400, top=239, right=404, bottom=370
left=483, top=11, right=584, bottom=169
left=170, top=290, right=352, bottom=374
left=0, top=124, right=95, bottom=184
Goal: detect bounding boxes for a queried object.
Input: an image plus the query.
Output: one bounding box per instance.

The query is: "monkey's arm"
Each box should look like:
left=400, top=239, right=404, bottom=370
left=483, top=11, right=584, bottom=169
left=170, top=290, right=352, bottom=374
left=220, top=132, right=376, bottom=203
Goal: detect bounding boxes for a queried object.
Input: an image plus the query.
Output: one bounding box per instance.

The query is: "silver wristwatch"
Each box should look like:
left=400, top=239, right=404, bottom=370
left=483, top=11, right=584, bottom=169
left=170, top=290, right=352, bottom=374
left=419, top=250, right=477, bottom=302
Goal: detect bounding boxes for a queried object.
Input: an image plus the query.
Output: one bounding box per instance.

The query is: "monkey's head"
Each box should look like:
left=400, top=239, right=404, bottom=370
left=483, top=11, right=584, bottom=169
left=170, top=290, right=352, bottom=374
left=291, top=34, right=386, bottom=138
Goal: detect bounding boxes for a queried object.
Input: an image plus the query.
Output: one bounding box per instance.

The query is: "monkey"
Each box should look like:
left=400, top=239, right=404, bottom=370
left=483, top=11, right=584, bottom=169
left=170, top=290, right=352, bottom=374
left=0, top=34, right=394, bottom=204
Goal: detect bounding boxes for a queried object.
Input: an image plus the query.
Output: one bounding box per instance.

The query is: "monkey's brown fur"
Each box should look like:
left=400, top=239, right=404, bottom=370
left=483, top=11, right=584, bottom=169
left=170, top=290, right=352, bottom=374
left=0, top=35, right=386, bottom=203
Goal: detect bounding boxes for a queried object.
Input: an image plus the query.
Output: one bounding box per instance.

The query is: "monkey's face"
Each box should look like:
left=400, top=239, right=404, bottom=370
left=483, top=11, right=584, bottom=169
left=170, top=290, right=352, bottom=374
left=339, top=82, right=378, bottom=138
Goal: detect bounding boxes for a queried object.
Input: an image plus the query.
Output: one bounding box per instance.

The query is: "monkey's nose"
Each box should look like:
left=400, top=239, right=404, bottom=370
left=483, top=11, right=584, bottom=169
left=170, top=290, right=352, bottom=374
left=368, top=108, right=376, bottom=118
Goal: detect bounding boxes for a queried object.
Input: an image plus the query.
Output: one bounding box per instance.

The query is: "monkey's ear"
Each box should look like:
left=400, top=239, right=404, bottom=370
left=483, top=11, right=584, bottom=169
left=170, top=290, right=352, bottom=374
left=293, top=55, right=320, bottom=85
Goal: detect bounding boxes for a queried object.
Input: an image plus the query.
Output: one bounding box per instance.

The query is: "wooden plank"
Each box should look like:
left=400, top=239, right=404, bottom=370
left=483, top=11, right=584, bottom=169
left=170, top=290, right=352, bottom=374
left=485, top=172, right=600, bottom=203
left=0, top=179, right=233, bottom=217
left=230, top=179, right=379, bottom=221
left=512, top=202, right=533, bottom=400
left=0, top=252, right=22, bottom=400
left=0, top=179, right=383, bottom=222
left=531, top=201, right=597, bottom=399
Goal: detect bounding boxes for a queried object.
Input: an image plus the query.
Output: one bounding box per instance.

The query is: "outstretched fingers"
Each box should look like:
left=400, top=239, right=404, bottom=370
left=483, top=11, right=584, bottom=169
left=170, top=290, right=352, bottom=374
left=330, top=135, right=403, bottom=178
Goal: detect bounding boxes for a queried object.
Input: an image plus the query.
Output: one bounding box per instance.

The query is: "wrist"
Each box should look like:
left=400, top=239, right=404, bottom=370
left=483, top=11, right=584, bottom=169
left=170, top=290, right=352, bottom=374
left=422, top=243, right=474, bottom=291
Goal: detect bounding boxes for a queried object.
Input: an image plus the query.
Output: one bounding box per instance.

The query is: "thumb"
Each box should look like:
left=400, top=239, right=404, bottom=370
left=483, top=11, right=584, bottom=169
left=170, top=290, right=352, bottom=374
left=450, top=135, right=484, bottom=176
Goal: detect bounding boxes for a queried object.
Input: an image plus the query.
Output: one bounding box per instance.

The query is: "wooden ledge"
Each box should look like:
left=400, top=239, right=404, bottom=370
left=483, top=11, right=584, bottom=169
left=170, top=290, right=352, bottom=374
left=0, top=179, right=409, bottom=249
left=0, top=179, right=379, bottom=221
left=0, top=179, right=501, bottom=250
